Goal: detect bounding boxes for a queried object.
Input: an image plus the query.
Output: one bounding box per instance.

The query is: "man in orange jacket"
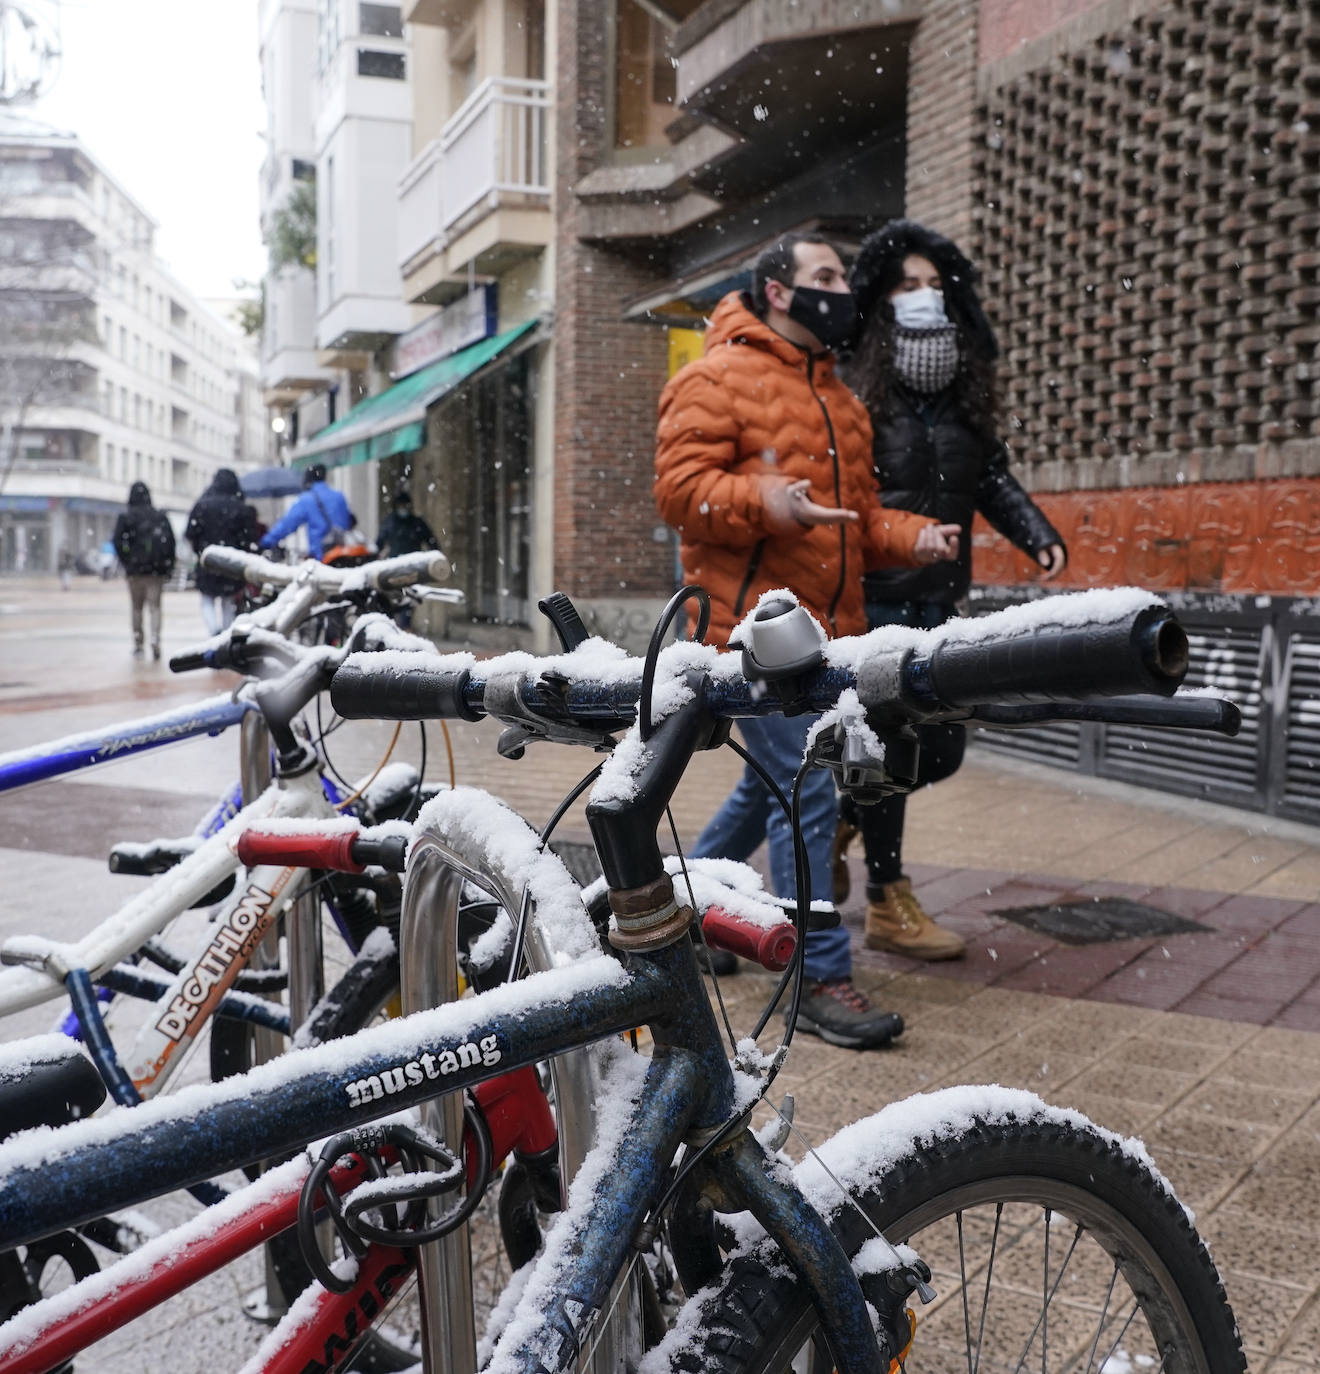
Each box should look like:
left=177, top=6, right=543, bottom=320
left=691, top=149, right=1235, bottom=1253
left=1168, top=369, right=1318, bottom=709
left=654, top=232, right=959, bottom=1048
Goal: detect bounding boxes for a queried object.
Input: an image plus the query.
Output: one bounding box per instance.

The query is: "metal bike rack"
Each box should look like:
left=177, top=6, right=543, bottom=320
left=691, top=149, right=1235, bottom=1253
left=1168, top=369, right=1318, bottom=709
left=401, top=812, right=634, bottom=1374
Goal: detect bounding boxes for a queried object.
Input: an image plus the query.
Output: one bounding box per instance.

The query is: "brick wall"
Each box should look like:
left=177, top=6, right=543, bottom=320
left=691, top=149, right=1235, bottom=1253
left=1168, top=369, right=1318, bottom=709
left=905, top=1, right=982, bottom=244
left=553, top=0, right=673, bottom=602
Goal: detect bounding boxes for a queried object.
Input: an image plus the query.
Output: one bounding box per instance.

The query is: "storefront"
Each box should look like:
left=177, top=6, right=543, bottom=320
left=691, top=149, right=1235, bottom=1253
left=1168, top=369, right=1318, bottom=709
left=289, top=296, right=543, bottom=634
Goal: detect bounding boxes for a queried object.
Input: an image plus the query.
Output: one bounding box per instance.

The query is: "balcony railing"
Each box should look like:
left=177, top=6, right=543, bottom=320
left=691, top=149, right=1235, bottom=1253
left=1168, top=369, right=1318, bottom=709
left=398, top=76, right=550, bottom=269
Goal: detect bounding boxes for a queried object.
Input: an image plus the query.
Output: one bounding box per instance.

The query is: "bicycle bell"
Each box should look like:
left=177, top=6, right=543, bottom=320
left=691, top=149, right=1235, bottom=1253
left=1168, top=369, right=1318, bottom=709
left=740, top=597, right=826, bottom=705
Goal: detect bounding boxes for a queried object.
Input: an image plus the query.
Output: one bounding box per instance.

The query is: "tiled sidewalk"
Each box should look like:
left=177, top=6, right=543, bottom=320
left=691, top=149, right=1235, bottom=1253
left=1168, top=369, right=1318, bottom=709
left=846, top=862, right=1320, bottom=1030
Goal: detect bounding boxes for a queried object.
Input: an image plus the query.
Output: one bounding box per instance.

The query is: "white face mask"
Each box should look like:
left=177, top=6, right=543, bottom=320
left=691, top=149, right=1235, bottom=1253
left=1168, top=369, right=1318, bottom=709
left=891, top=286, right=949, bottom=330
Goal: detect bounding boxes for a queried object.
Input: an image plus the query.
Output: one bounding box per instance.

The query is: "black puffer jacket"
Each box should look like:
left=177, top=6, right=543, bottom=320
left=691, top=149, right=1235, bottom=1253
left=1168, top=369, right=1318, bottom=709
left=186, top=469, right=257, bottom=596
left=863, top=389, right=1063, bottom=605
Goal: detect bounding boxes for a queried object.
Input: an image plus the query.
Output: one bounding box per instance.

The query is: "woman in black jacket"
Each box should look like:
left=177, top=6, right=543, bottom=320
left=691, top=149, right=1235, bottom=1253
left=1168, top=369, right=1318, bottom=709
left=839, top=219, right=1067, bottom=960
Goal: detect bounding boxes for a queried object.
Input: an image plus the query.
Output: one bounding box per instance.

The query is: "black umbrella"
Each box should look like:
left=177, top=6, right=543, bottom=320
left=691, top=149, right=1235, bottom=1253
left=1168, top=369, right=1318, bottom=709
left=240, top=467, right=304, bottom=498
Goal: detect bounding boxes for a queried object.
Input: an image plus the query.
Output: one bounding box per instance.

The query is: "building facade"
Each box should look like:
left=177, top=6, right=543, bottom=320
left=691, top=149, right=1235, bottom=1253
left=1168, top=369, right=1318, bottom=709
left=0, top=121, right=254, bottom=573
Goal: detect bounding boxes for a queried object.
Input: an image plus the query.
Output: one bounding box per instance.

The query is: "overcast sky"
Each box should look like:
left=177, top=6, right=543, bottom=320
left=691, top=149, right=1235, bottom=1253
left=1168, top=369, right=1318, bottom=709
left=31, top=0, right=267, bottom=300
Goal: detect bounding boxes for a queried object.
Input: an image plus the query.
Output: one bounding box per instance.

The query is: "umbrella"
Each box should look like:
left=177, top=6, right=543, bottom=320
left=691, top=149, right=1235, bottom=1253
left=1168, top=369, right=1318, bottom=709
left=241, top=467, right=304, bottom=498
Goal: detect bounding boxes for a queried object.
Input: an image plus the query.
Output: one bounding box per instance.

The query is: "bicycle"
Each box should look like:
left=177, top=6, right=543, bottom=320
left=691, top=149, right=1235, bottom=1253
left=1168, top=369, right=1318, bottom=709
left=0, top=587, right=1247, bottom=1374
left=0, top=549, right=458, bottom=1342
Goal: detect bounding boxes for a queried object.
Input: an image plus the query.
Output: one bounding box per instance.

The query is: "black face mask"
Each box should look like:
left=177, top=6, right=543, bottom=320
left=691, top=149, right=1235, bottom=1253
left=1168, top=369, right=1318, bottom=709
left=786, top=285, right=858, bottom=352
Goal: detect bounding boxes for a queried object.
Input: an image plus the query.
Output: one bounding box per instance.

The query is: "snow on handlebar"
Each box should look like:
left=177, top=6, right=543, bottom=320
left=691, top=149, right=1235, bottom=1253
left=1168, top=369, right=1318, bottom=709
left=329, top=587, right=1197, bottom=729
left=198, top=545, right=451, bottom=593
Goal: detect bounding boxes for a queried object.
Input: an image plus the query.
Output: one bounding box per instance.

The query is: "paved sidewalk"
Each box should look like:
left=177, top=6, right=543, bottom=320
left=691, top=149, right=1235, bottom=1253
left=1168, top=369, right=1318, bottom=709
left=3, top=576, right=1320, bottom=1369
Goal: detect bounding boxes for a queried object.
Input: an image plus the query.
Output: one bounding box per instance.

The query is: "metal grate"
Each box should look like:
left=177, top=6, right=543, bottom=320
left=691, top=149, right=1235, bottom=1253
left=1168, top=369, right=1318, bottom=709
left=1283, top=634, right=1320, bottom=815
left=1099, top=626, right=1265, bottom=805
left=994, top=898, right=1209, bottom=946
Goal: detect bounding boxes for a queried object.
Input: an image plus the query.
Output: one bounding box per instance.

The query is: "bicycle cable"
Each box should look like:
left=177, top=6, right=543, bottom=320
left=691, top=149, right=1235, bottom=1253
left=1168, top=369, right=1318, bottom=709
left=333, top=721, right=402, bottom=812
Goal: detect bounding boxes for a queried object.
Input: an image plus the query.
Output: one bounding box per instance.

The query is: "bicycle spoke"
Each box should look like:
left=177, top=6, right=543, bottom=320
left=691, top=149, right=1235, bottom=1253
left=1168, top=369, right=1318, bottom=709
left=1096, top=1298, right=1145, bottom=1374
left=970, top=1202, right=1003, bottom=1374
left=1082, top=1261, right=1122, bottom=1374
left=1010, top=1214, right=1084, bottom=1373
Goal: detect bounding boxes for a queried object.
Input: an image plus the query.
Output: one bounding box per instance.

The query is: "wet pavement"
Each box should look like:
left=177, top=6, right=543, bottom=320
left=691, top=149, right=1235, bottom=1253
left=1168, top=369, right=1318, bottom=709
left=2, top=575, right=1319, bottom=1370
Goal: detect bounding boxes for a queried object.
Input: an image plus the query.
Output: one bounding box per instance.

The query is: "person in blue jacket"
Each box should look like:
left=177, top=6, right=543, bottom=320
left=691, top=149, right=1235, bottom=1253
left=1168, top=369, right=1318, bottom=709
left=259, top=464, right=355, bottom=561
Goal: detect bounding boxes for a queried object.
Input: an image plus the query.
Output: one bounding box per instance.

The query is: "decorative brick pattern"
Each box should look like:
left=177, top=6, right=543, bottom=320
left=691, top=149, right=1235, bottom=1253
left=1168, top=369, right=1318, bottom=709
left=972, top=0, right=1320, bottom=497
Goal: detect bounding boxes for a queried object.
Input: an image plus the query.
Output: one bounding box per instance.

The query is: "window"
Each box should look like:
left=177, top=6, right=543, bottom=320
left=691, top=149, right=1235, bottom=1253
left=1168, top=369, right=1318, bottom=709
left=612, top=0, right=700, bottom=150
left=323, top=156, right=336, bottom=305
left=134, top=394, right=141, bottom=428
left=119, top=386, right=127, bottom=421
left=317, top=0, right=340, bottom=74
left=359, top=3, right=402, bottom=36
left=118, top=325, right=126, bottom=359
left=357, top=48, right=405, bottom=79
left=102, top=314, right=111, bottom=345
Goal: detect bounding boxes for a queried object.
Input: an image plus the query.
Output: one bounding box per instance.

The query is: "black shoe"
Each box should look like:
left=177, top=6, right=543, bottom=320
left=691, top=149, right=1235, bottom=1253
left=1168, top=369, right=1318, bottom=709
left=151, top=644, right=161, bottom=661
left=794, top=978, right=903, bottom=1049
left=692, top=934, right=739, bottom=977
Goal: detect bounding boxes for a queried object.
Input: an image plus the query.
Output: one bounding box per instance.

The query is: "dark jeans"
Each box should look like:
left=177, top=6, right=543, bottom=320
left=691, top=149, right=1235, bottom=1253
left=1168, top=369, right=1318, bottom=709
left=846, top=599, right=967, bottom=897
left=691, top=713, right=851, bottom=982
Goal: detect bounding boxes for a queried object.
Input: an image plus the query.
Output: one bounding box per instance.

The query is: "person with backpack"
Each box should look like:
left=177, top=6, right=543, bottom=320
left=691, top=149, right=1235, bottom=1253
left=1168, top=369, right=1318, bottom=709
left=112, top=481, right=176, bottom=660
left=258, top=464, right=355, bottom=562
left=185, top=468, right=259, bottom=634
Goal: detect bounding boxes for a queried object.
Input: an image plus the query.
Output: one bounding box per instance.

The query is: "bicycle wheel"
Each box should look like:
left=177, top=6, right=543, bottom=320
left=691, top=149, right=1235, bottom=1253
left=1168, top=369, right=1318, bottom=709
left=667, top=1113, right=1245, bottom=1374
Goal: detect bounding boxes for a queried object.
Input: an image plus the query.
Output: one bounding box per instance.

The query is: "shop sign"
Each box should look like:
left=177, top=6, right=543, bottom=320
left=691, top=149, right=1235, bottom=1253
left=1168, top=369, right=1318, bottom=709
left=391, top=285, right=498, bottom=379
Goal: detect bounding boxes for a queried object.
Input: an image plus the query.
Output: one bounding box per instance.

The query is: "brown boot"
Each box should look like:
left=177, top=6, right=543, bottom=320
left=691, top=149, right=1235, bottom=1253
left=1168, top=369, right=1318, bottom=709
left=865, top=878, right=966, bottom=961
left=831, top=819, right=858, bottom=905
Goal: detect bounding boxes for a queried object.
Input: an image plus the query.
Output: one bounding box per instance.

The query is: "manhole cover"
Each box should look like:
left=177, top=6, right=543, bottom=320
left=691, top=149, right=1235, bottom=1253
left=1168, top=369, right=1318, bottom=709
left=993, top=897, right=1209, bottom=945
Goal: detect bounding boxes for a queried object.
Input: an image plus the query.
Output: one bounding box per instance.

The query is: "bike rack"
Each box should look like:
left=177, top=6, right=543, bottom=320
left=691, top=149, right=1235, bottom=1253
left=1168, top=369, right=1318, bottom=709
left=402, top=806, right=635, bottom=1374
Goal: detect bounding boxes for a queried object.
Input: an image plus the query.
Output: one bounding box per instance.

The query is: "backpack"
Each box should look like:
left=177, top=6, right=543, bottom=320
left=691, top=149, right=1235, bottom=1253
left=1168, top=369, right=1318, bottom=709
left=144, top=511, right=176, bottom=575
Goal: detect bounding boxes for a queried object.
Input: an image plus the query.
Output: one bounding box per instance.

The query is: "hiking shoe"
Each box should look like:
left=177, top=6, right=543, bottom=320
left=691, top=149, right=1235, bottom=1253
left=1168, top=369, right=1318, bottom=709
left=795, top=978, right=904, bottom=1050
left=865, top=877, right=966, bottom=961
left=831, top=819, right=858, bottom=905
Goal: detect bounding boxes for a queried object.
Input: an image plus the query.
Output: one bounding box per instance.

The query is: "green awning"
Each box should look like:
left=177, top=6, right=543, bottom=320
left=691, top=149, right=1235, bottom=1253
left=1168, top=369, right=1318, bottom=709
left=291, top=318, right=540, bottom=470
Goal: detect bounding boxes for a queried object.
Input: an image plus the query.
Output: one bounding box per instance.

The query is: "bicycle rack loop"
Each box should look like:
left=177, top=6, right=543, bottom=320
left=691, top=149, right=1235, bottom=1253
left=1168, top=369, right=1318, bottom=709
left=402, top=804, right=632, bottom=1374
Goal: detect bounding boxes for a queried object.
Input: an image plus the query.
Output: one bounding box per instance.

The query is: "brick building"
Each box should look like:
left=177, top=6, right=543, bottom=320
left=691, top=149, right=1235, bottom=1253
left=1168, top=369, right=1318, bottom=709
left=555, top=0, right=1318, bottom=817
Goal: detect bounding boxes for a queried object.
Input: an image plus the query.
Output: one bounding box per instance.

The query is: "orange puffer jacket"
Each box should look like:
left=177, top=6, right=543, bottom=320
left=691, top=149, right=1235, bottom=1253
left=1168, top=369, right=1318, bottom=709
left=654, top=291, right=932, bottom=647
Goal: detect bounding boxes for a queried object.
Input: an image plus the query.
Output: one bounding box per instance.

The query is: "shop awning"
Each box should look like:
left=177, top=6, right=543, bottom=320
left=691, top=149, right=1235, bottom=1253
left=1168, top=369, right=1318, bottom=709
left=290, top=318, right=540, bottom=470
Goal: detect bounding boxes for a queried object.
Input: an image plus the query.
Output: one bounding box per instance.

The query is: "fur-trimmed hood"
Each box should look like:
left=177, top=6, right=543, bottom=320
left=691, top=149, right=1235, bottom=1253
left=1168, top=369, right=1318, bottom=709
left=848, top=219, right=999, bottom=362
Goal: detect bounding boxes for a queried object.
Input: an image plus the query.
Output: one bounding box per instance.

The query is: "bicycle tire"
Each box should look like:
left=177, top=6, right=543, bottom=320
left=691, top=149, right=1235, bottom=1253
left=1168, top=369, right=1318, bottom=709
left=663, top=1113, right=1244, bottom=1374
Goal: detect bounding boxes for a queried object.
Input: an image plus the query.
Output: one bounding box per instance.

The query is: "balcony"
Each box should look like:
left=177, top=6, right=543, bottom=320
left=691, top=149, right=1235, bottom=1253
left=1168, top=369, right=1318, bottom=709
left=398, top=77, right=551, bottom=301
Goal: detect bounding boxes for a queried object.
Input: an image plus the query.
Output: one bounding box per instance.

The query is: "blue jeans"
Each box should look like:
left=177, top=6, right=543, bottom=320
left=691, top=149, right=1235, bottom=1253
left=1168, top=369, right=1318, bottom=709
left=691, top=713, right=851, bottom=981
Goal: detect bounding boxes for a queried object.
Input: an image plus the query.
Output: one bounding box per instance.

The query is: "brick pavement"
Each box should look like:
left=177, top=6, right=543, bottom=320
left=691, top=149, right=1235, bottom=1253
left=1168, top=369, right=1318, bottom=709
left=4, top=576, right=1320, bottom=1369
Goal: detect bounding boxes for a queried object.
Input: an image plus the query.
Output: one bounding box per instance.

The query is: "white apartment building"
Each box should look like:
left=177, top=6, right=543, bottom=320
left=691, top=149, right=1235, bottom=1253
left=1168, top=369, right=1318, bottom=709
left=0, top=120, right=251, bottom=574
left=259, top=0, right=414, bottom=539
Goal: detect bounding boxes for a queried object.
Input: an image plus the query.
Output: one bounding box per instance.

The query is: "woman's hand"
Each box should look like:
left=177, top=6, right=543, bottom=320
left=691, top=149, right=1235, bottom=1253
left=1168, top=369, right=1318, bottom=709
left=1036, top=543, right=1067, bottom=580
left=914, top=522, right=961, bottom=565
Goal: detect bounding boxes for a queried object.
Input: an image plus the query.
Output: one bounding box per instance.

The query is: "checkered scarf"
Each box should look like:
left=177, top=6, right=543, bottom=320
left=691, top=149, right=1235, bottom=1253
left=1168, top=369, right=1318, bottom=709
left=893, top=324, right=960, bottom=394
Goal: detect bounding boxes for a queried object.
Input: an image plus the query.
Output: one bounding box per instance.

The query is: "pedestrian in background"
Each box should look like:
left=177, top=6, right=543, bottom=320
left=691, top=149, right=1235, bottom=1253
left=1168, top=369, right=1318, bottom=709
left=259, top=464, right=355, bottom=562
left=838, top=219, right=1068, bottom=960
left=185, top=467, right=258, bottom=635
left=654, top=230, right=959, bottom=1050
left=376, top=487, right=438, bottom=559
left=57, top=547, right=74, bottom=591
left=112, top=480, right=175, bottom=660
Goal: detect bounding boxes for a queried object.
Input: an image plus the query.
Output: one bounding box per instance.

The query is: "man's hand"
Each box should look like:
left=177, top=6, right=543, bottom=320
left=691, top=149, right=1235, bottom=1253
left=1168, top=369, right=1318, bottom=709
left=914, top=522, right=961, bottom=565
left=760, top=477, right=859, bottom=534
left=1037, top=543, right=1067, bottom=580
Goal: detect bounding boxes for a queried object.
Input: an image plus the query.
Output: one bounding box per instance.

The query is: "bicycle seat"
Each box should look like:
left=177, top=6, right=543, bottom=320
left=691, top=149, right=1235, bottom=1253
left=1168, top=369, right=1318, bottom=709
left=0, top=1037, right=106, bottom=1143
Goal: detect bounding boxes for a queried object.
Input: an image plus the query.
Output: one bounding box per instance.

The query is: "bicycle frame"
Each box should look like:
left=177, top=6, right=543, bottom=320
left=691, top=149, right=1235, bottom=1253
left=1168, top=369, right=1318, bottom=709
left=0, top=762, right=336, bottom=1095
left=0, top=693, right=255, bottom=794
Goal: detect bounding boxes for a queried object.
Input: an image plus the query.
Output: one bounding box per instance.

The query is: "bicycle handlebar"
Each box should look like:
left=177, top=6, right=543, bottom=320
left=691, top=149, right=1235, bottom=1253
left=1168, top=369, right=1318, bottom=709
left=236, top=823, right=409, bottom=874
left=199, top=546, right=452, bottom=593
left=330, top=598, right=1199, bottom=732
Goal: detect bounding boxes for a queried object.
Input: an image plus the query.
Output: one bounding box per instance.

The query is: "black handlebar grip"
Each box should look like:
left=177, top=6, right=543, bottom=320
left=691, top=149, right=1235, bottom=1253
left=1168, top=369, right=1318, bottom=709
left=330, top=660, right=482, bottom=721
left=199, top=547, right=256, bottom=581
left=350, top=834, right=409, bottom=872
left=169, top=649, right=213, bottom=673
left=921, top=607, right=1188, bottom=708
left=538, top=592, right=591, bottom=651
